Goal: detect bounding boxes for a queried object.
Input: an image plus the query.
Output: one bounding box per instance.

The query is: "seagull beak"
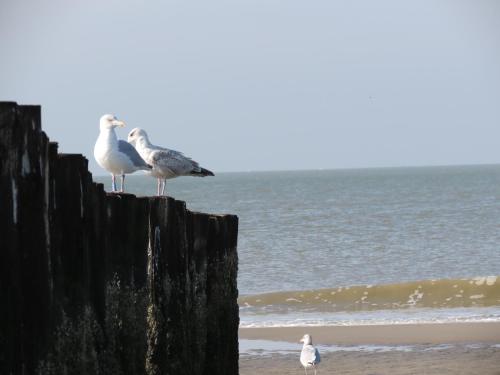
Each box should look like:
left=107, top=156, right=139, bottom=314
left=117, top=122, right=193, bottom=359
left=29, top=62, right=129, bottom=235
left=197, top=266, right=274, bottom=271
left=112, top=120, right=125, bottom=128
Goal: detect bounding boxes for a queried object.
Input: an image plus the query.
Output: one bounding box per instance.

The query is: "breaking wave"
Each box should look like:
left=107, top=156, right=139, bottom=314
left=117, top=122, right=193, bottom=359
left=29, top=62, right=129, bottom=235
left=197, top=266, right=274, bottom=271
left=239, top=276, right=500, bottom=315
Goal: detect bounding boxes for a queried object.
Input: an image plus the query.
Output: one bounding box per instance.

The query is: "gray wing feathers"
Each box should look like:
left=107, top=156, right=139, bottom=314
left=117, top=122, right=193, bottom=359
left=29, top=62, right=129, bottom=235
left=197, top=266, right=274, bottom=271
left=118, top=140, right=150, bottom=168
left=151, top=149, right=201, bottom=175
left=314, top=348, right=321, bottom=364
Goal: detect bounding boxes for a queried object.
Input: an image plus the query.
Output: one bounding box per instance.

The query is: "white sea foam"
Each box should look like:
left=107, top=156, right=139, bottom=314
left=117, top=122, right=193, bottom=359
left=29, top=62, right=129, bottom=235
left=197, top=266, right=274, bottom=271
left=474, top=277, right=486, bottom=286
left=407, top=290, right=424, bottom=306
left=239, top=306, right=500, bottom=328
left=486, top=276, right=497, bottom=286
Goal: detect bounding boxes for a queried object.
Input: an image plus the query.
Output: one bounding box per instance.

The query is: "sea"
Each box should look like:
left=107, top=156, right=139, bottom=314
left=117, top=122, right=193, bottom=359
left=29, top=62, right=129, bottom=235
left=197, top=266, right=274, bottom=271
left=95, top=165, right=500, bottom=333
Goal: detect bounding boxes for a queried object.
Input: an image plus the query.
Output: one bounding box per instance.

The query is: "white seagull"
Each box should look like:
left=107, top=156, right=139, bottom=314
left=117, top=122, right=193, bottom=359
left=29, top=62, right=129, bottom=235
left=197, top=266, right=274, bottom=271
left=299, top=334, right=321, bottom=375
left=127, top=127, right=214, bottom=196
left=94, top=114, right=151, bottom=192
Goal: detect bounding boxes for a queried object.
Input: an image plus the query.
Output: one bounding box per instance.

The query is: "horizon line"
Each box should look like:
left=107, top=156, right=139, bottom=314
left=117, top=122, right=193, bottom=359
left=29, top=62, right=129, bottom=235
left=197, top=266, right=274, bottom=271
left=90, top=162, right=500, bottom=177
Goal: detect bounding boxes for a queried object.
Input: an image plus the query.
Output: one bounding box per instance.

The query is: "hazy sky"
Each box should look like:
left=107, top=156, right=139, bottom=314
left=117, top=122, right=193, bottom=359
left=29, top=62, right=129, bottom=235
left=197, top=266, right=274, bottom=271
left=1, top=0, right=499, bottom=174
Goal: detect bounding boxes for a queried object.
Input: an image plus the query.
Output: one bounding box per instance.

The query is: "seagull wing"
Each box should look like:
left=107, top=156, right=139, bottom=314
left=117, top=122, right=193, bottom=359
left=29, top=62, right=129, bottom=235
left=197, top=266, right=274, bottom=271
left=314, top=347, right=321, bottom=364
left=151, top=149, right=201, bottom=176
left=118, top=140, right=151, bottom=169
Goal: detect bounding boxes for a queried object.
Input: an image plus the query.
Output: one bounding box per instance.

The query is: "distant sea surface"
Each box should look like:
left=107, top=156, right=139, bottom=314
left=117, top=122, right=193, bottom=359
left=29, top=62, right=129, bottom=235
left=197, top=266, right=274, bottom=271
left=95, top=165, right=500, bottom=327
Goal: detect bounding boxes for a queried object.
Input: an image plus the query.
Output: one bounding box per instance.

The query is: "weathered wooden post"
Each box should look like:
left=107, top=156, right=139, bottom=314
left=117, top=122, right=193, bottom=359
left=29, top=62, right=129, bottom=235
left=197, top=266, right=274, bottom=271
left=0, top=102, right=239, bottom=375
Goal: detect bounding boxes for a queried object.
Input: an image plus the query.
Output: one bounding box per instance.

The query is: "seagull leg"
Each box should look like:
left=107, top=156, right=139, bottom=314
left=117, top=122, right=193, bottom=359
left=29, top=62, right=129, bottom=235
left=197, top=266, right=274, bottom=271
left=161, top=179, right=166, bottom=196
left=111, top=175, right=116, bottom=192
left=120, top=174, right=125, bottom=192
left=157, top=178, right=161, bottom=196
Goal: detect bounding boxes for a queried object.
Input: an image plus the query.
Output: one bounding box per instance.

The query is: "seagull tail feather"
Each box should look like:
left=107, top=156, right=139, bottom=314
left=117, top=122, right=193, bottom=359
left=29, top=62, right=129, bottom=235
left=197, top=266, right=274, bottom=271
left=191, top=167, right=214, bottom=177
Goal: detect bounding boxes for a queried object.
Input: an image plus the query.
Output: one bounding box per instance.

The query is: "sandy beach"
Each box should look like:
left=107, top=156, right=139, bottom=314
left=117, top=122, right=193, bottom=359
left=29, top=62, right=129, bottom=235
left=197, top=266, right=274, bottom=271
left=239, top=323, right=500, bottom=375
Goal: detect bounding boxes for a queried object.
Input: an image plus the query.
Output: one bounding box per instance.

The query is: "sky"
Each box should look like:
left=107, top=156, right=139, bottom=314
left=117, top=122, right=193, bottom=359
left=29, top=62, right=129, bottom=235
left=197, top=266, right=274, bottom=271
left=1, top=0, right=499, bottom=174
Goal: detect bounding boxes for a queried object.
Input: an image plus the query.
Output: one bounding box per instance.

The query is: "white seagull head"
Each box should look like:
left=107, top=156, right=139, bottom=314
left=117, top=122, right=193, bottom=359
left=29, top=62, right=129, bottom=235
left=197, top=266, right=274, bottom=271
left=127, top=127, right=149, bottom=146
left=100, top=114, right=125, bottom=131
left=299, top=334, right=312, bottom=345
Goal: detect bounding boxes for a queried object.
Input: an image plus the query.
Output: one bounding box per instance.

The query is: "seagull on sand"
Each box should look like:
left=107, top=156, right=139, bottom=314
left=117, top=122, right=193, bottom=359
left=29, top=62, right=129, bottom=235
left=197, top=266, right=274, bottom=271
left=127, top=127, right=214, bottom=196
left=94, top=114, right=151, bottom=192
left=299, top=334, right=321, bottom=375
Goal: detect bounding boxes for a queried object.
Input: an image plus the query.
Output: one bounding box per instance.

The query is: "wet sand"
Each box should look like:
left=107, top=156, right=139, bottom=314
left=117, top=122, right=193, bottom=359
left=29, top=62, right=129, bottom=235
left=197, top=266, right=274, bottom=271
left=239, top=323, right=500, bottom=375
left=239, top=322, right=500, bottom=345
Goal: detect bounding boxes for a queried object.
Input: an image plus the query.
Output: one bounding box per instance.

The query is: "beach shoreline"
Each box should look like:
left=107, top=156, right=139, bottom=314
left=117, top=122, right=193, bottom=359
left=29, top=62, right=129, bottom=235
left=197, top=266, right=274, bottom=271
left=239, top=322, right=500, bottom=375
left=239, top=322, right=500, bottom=345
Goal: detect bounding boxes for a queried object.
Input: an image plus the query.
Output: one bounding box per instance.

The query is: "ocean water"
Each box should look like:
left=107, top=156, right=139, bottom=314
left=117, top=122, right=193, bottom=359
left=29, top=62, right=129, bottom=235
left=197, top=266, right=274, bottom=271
left=95, top=165, right=500, bottom=326
left=239, top=339, right=500, bottom=357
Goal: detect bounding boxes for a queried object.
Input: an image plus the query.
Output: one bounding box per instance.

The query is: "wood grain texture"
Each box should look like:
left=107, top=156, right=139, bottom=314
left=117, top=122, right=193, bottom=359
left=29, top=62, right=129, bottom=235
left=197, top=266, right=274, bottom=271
left=0, top=102, right=239, bottom=375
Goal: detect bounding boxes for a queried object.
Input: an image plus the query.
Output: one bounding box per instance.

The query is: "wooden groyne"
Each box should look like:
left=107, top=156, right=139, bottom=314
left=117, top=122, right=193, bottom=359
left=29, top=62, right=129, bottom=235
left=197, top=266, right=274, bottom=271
left=0, top=102, right=239, bottom=374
